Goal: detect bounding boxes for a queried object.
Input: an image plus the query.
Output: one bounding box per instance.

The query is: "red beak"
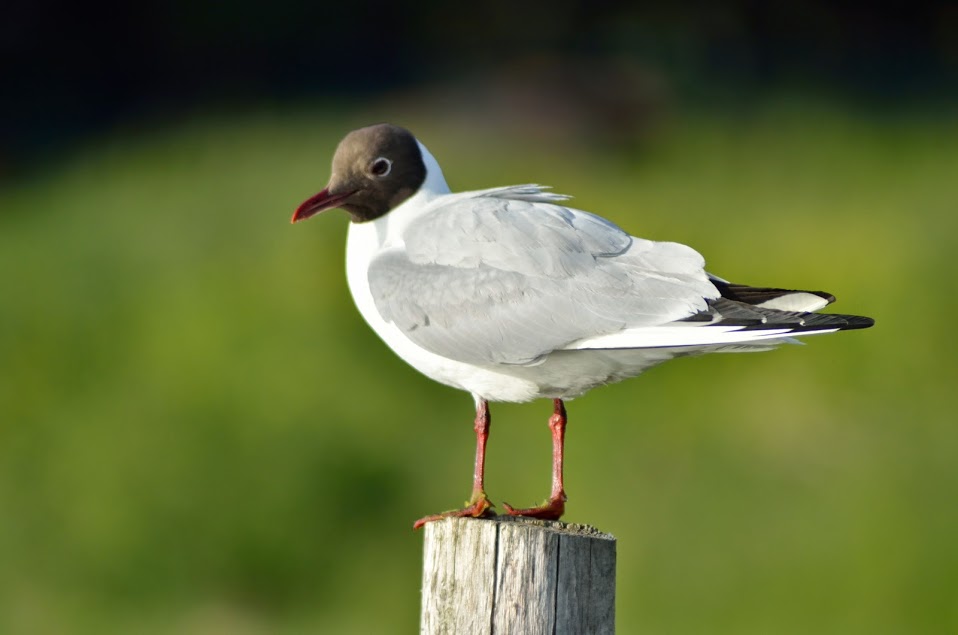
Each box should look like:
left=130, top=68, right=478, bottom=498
left=291, top=187, right=357, bottom=223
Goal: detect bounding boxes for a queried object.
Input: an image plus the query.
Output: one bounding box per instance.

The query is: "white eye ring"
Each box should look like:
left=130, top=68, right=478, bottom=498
left=370, top=157, right=392, bottom=177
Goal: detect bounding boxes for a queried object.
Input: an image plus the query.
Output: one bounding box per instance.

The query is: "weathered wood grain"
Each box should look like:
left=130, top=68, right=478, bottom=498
left=421, top=517, right=616, bottom=634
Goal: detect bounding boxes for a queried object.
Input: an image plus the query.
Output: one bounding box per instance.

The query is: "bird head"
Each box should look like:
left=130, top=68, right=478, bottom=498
left=291, top=123, right=426, bottom=224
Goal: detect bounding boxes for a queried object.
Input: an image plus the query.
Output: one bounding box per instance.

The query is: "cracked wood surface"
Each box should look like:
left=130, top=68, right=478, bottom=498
left=421, top=517, right=616, bottom=634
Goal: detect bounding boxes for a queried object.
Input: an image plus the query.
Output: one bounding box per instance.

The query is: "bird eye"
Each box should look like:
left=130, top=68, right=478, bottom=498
left=370, top=157, right=392, bottom=177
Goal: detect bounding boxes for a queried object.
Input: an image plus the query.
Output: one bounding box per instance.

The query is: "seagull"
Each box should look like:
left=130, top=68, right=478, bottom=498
left=291, top=123, right=874, bottom=529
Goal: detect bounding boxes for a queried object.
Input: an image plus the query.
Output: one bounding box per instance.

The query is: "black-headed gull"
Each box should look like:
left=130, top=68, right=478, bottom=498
left=291, top=123, right=874, bottom=528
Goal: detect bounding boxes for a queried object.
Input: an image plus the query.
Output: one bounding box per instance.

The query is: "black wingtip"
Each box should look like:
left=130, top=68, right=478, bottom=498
left=812, top=290, right=837, bottom=305
left=711, top=279, right=837, bottom=308
left=841, top=315, right=875, bottom=330
left=784, top=312, right=875, bottom=332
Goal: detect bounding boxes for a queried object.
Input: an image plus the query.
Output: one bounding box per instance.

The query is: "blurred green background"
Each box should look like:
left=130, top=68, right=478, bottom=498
left=3, top=3, right=957, bottom=634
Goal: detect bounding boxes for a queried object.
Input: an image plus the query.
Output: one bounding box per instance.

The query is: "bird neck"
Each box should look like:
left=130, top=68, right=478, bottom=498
left=417, top=141, right=451, bottom=197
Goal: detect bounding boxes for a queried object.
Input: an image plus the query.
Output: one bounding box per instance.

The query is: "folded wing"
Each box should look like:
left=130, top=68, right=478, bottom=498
left=368, top=186, right=717, bottom=365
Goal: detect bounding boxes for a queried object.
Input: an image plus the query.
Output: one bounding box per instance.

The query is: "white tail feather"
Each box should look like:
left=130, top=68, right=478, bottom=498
left=565, top=326, right=840, bottom=350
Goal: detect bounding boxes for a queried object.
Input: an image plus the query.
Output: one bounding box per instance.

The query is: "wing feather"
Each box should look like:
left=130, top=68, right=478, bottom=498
left=368, top=190, right=716, bottom=365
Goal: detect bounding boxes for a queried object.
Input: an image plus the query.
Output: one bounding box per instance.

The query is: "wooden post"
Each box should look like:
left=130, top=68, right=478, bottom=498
left=421, top=517, right=616, bottom=634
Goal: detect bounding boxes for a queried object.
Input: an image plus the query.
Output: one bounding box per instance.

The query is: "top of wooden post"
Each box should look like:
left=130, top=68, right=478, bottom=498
left=421, top=517, right=616, bottom=635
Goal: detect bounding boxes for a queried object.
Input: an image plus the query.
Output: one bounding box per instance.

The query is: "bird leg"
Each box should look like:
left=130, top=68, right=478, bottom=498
left=413, top=399, right=495, bottom=529
left=503, top=399, right=568, bottom=520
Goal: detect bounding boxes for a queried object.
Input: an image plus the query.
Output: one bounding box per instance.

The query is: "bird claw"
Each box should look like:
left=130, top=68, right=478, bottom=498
left=502, top=494, right=567, bottom=521
left=413, top=492, right=495, bottom=529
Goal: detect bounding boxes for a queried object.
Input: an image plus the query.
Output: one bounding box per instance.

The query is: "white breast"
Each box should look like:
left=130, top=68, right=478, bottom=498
left=345, top=218, right=543, bottom=402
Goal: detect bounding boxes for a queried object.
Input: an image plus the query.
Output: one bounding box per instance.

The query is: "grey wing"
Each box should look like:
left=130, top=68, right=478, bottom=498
left=368, top=195, right=718, bottom=365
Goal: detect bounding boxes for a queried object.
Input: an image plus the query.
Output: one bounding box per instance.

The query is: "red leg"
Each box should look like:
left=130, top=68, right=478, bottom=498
left=413, top=399, right=495, bottom=529
left=503, top=399, right=568, bottom=520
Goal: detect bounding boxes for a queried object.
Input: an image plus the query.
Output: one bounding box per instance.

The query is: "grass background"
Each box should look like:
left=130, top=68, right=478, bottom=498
left=1, top=99, right=956, bottom=633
